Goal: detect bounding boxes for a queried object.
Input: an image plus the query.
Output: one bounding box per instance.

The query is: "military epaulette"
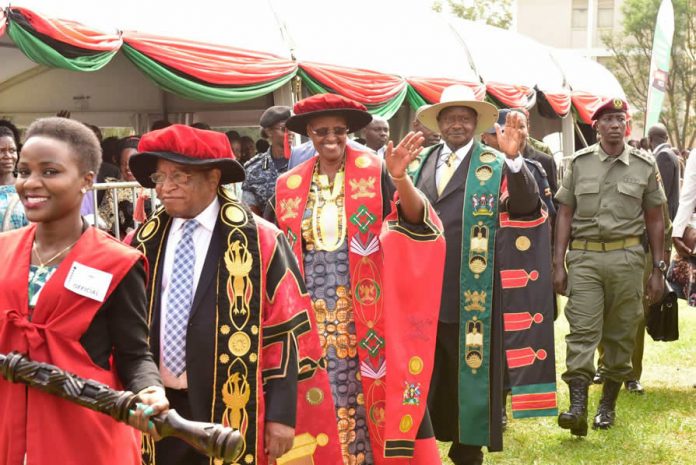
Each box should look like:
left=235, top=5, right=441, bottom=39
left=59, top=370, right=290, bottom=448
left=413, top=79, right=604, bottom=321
left=523, top=158, right=547, bottom=177
left=570, top=144, right=596, bottom=162
left=630, top=147, right=656, bottom=165
left=243, top=153, right=265, bottom=169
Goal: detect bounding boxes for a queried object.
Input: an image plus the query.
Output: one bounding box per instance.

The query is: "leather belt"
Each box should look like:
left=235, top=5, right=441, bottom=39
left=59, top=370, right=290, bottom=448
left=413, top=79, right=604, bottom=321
left=570, top=236, right=642, bottom=252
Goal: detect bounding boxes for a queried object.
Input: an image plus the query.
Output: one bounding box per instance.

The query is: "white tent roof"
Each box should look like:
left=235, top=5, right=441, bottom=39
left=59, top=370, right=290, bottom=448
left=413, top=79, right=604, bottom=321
left=553, top=49, right=625, bottom=98
left=273, top=0, right=480, bottom=82
left=0, top=0, right=625, bottom=128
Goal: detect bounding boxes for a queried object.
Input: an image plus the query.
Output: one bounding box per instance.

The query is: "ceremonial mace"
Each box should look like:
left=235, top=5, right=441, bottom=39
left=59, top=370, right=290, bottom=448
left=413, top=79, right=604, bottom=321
left=0, top=351, right=242, bottom=462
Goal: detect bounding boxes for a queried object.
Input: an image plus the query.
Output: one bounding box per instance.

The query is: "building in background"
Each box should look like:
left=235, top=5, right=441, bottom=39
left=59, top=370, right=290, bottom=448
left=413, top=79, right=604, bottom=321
left=516, top=0, right=625, bottom=62
left=516, top=0, right=648, bottom=139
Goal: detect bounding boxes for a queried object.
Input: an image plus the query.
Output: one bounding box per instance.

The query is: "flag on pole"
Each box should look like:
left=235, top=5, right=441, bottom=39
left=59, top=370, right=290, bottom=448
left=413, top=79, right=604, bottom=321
left=645, top=0, right=675, bottom=129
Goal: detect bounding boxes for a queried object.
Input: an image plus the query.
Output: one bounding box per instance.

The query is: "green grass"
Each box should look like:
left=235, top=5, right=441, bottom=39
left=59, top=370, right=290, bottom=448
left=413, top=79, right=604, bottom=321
left=438, top=300, right=696, bottom=465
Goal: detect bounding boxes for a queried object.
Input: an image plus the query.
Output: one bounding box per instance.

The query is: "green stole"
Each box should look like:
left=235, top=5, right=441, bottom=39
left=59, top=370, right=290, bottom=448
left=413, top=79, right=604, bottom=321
left=132, top=188, right=264, bottom=465
left=409, top=142, right=504, bottom=446
left=457, top=146, right=503, bottom=445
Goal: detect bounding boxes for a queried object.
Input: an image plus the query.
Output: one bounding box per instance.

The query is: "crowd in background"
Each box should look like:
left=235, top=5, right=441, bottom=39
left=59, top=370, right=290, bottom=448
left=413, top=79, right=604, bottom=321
left=0, top=96, right=695, bottom=465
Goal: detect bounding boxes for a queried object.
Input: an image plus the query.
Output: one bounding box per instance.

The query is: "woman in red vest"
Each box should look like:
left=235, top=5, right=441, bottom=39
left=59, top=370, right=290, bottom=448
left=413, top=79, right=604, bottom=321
left=267, top=94, right=446, bottom=465
left=0, top=117, right=168, bottom=465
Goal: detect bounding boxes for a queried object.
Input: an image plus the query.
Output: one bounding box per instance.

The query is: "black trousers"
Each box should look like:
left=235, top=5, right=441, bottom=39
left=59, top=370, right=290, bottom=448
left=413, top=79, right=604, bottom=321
left=428, top=322, right=484, bottom=465
left=154, top=388, right=208, bottom=465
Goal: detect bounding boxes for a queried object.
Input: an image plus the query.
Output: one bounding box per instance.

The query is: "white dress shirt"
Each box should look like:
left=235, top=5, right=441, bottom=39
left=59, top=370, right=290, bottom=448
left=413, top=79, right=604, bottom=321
left=159, top=197, right=220, bottom=389
left=435, top=140, right=523, bottom=187
left=435, top=139, right=474, bottom=187
left=672, top=149, right=696, bottom=238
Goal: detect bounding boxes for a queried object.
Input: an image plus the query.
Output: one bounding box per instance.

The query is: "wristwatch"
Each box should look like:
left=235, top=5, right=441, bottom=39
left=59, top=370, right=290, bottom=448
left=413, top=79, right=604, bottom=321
left=653, top=260, right=668, bottom=274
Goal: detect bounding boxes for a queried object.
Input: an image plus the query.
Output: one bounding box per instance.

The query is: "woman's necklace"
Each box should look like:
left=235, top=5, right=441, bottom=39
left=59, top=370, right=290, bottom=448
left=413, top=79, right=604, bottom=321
left=311, top=163, right=347, bottom=252
left=32, top=239, right=79, bottom=270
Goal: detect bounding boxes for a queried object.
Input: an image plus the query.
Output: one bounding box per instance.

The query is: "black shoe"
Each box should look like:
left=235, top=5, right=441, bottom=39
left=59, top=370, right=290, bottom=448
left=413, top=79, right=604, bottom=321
left=593, top=380, right=621, bottom=429
left=592, top=371, right=604, bottom=384
left=558, top=379, right=589, bottom=436
left=625, top=380, right=644, bottom=394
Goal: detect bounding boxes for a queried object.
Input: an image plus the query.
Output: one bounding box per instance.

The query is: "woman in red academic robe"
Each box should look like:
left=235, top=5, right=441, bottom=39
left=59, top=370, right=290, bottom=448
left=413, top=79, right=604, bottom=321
left=267, top=94, right=447, bottom=465
left=0, top=117, right=168, bottom=465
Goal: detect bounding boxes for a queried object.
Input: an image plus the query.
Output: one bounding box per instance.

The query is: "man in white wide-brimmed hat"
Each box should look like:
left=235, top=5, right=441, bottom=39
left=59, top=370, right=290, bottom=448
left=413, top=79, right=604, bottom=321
left=407, top=85, right=558, bottom=465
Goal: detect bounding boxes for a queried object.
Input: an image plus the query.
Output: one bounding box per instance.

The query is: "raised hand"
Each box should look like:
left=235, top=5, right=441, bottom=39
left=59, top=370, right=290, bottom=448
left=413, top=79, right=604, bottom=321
left=385, top=131, right=425, bottom=179
left=495, top=111, right=524, bottom=159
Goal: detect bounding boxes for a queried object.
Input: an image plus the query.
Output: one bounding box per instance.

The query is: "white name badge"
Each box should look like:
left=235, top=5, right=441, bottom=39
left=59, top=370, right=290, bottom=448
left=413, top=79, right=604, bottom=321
left=64, top=261, right=113, bottom=302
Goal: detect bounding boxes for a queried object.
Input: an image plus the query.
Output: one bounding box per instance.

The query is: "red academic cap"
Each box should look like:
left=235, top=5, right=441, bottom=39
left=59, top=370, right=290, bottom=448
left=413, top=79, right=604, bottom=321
left=129, top=124, right=245, bottom=188
left=285, top=93, right=373, bottom=137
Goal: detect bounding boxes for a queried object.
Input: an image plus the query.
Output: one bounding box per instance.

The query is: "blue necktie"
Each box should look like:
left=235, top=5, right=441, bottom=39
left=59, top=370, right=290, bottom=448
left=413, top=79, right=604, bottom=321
left=163, top=219, right=199, bottom=377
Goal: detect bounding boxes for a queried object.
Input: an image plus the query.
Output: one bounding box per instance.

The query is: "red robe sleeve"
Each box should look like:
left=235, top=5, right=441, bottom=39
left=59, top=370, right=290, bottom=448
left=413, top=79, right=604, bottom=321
left=256, top=217, right=344, bottom=464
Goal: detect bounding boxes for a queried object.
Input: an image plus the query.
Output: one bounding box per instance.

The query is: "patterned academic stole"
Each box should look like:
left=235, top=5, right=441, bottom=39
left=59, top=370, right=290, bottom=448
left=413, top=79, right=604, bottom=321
left=134, top=189, right=263, bottom=465
left=212, top=189, right=263, bottom=465
left=342, top=149, right=390, bottom=459
left=276, top=148, right=389, bottom=459
left=457, top=144, right=504, bottom=446
left=275, top=158, right=317, bottom=276
left=406, top=144, right=437, bottom=183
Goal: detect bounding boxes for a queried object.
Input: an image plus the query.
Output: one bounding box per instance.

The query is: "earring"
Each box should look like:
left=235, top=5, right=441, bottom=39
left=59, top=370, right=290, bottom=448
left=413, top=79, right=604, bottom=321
left=80, top=188, right=87, bottom=194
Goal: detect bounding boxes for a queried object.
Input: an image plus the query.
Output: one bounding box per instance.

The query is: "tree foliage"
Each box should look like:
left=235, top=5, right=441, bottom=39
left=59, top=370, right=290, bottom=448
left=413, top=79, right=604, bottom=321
left=433, top=0, right=513, bottom=29
left=604, top=0, right=696, bottom=149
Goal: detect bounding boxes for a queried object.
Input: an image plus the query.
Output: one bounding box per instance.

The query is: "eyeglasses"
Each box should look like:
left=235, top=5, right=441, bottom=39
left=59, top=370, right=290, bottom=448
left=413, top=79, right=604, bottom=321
left=149, top=171, right=195, bottom=185
left=308, top=126, right=349, bottom=137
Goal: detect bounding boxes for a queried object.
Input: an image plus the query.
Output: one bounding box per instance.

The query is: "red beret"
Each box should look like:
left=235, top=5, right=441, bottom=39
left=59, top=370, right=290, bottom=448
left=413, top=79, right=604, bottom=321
left=286, top=93, right=372, bottom=136
left=129, top=124, right=245, bottom=187
left=591, top=97, right=628, bottom=121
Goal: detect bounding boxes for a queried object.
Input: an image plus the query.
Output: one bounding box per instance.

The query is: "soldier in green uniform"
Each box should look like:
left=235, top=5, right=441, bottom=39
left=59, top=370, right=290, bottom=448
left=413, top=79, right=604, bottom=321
left=553, top=98, right=667, bottom=435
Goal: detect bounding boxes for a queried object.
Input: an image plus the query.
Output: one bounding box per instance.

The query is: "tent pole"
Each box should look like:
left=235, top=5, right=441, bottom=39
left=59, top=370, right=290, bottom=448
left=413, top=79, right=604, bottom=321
left=0, top=66, right=50, bottom=93
left=291, top=76, right=304, bottom=146
left=159, top=89, right=169, bottom=122
left=292, top=75, right=302, bottom=105
left=272, top=81, right=294, bottom=107
left=562, top=114, right=575, bottom=156
left=574, top=120, right=589, bottom=148
left=559, top=115, right=576, bottom=176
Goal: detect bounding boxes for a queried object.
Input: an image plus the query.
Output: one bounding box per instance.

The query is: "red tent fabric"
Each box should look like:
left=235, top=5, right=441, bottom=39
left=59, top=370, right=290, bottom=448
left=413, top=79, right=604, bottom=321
left=486, top=82, right=533, bottom=108
left=407, top=77, right=486, bottom=103
left=542, top=92, right=572, bottom=117
left=571, top=91, right=607, bottom=124
left=123, top=32, right=297, bottom=86
left=300, top=61, right=406, bottom=105
left=11, top=6, right=121, bottom=51
left=572, top=92, right=633, bottom=138
left=1, top=5, right=623, bottom=122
